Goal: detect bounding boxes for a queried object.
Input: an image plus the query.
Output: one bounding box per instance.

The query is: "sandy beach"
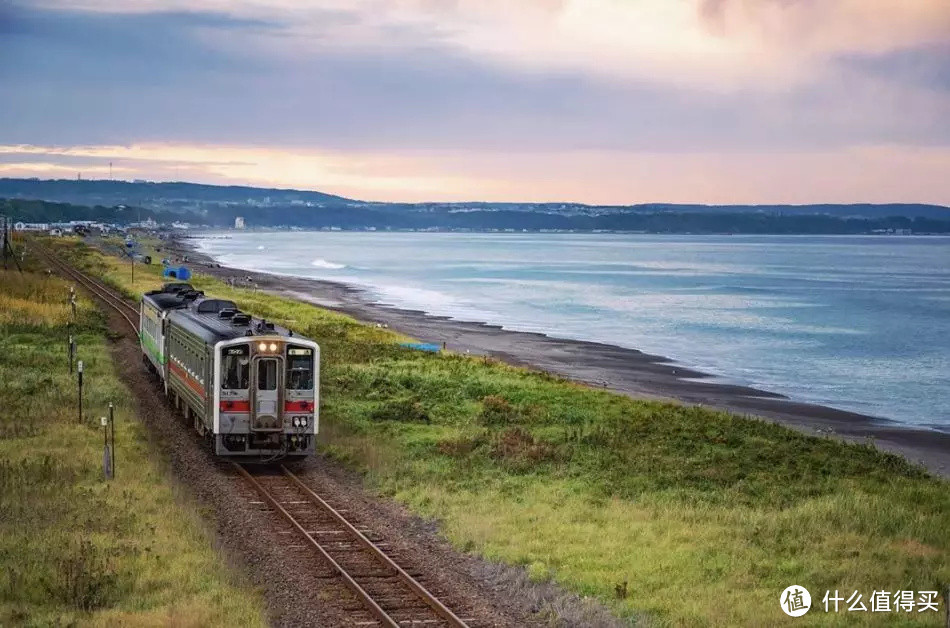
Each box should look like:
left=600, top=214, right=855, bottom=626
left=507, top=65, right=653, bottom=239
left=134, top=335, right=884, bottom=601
left=168, top=237, right=950, bottom=478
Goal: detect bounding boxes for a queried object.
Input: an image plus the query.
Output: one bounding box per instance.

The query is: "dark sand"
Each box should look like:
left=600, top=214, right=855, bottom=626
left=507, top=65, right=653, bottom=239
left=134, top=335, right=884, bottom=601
left=169, top=237, right=950, bottom=478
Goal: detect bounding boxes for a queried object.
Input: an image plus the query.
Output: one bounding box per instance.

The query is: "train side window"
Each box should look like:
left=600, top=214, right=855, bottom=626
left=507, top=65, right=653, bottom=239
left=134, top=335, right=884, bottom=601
left=286, top=346, right=314, bottom=390
left=222, top=345, right=249, bottom=389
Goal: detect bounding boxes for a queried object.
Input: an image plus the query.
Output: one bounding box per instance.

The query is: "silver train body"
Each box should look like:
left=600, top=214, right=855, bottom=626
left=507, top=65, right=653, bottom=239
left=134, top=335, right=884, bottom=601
left=140, top=283, right=319, bottom=457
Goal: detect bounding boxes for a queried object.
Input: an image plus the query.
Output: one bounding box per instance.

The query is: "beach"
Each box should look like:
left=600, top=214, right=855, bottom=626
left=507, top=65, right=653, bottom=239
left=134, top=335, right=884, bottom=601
left=169, top=237, right=950, bottom=477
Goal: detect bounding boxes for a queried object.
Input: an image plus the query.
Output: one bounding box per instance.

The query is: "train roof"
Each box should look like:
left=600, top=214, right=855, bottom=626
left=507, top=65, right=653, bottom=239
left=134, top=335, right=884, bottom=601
left=168, top=296, right=305, bottom=345
left=143, top=283, right=312, bottom=346
left=143, top=291, right=188, bottom=310
left=142, top=282, right=198, bottom=311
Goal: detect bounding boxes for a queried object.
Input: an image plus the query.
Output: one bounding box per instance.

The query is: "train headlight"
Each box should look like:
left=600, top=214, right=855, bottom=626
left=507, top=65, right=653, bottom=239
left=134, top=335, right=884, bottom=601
left=269, top=342, right=278, bottom=352
left=258, top=342, right=267, bottom=352
left=300, top=416, right=308, bottom=427
left=292, top=417, right=300, bottom=427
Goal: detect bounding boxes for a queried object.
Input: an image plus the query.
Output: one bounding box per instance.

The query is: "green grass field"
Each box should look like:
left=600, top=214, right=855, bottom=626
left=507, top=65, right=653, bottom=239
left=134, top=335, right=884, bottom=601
left=54, top=236, right=950, bottom=626
left=0, top=260, right=266, bottom=627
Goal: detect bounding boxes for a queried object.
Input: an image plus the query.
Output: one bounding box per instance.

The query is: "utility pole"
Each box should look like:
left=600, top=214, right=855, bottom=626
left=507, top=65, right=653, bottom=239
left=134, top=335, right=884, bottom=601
left=1, top=214, right=22, bottom=273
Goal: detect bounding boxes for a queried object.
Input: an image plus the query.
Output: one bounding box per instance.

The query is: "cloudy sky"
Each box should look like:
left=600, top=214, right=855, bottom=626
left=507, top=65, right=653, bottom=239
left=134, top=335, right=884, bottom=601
left=2, top=0, right=949, bottom=204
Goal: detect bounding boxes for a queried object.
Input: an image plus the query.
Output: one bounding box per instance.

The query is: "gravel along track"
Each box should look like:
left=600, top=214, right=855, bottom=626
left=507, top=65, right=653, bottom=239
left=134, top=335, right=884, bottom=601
left=233, top=464, right=476, bottom=627
left=44, top=247, right=625, bottom=628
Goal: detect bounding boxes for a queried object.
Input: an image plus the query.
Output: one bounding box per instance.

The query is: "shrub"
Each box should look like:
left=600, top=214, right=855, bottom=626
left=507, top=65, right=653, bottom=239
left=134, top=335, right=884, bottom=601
left=437, top=433, right=487, bottom=457
left=369, top=397, right=430, bottom=423
left=490, top=427, right=561, bottom=467
left=479, top=395, right=519, bottom=425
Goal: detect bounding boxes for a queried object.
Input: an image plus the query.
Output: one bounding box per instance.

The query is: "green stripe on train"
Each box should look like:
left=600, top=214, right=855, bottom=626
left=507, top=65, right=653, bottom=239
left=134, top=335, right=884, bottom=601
left=139, top=331, right=167, bottom=365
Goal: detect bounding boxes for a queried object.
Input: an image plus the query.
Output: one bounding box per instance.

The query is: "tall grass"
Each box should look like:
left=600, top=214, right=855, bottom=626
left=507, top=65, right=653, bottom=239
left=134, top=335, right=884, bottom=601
left=54, top=237, right=950, bottom=626
left=0, top=261, right=266, bottom=626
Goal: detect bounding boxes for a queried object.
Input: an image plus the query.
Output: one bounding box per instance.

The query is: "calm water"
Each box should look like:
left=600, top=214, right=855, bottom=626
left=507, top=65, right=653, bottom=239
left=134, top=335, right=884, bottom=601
left=195, top=232, right=950, bottom=431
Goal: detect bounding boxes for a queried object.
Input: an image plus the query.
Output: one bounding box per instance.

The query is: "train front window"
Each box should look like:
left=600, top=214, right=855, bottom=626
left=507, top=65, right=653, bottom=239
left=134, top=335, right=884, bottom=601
left=257, top=359, right=278, bottom=391
left=222, top=344, right=249, bottom=389
left=286, top=346, right=314, bottom=390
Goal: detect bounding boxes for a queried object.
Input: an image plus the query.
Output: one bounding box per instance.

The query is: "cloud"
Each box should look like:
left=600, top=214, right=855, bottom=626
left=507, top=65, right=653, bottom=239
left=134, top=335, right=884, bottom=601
left=3, top=1, right=948, bottom=153
left=1, top=1, right=948, bottom=203
left=19, top=0, right=950, bottom=88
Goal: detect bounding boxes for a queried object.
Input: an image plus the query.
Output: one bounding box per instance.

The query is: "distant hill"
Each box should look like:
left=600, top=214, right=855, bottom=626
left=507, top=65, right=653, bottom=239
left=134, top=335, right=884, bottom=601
left=2, top=178, right=948, bottom=234
left=1, top=178, right=948, bottom=218
left=0, top=178, right=354, bottom=210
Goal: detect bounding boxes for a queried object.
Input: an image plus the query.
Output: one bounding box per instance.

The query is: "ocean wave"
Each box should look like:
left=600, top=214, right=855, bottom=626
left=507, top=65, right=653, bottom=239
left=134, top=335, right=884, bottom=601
left=311, top=258, right=346, bottom=270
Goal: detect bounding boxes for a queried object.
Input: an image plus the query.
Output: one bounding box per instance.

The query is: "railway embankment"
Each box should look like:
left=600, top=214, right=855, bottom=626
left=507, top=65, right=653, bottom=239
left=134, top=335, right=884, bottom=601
left=0, top=262, right=267, bottom=626
left=55, top=236, right=950, bottom=626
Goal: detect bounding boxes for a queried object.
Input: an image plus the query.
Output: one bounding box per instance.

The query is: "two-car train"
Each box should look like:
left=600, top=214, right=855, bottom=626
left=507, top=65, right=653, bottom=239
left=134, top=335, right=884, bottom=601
left=139, top=282, right=319, bottom=458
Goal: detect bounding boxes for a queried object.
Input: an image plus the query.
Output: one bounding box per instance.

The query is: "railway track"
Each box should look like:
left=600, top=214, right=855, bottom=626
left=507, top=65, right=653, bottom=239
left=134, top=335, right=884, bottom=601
left=33, top=242, right=140, bottom=334
left=32, top=242, right=474, bottom=627
left=233, top=463, right=472, bottom=628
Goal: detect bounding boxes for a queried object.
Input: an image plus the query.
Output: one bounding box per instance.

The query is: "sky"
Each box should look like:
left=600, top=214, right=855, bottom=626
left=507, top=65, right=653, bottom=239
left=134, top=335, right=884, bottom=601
left=1, top=0, right=949, bottom=204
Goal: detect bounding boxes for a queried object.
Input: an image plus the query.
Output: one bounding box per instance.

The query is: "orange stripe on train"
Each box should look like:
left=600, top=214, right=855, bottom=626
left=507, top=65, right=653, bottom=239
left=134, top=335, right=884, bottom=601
left=220, top=400, right=250, bottom=412
left=284, top=400, right=314, bottom=412
left=169, top=362, right=207, bottom=398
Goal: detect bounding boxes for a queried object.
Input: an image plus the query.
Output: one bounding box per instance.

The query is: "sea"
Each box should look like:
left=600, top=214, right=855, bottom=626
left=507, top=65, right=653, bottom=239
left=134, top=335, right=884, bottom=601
left=194, top=232, right=950, bottom=432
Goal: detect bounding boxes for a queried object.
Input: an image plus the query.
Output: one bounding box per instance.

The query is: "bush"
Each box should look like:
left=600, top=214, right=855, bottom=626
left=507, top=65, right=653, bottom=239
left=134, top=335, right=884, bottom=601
left=479, top=395, right=519, bottom=425
left=369, top=397, right=430, bottom=423
left=490, top=427, right=561, bottom=468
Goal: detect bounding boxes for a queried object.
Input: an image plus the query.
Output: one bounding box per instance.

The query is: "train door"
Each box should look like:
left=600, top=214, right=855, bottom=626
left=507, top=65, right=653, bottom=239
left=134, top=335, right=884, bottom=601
left=251, top=356, right=283, bottom=431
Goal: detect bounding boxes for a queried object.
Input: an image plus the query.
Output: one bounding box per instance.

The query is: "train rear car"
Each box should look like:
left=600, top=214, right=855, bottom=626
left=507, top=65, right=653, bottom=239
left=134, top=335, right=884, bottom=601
left=139, top=282, right=193, bottom=377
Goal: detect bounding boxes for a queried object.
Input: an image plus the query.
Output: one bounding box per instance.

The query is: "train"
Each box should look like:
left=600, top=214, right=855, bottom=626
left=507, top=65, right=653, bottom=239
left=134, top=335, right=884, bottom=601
left=139, top=282, right=319, bottom=458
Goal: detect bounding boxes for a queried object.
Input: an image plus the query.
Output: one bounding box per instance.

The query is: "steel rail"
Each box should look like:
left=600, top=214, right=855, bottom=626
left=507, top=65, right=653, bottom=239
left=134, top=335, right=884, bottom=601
left=280, top=464, right=470, bottom=627
left=35, top=242, right=140, bottom=319
left=51, top=256, right=139, bottom=333
left=39, top=242, right=468, bottom=626
left=35, top=244, right=139, bottom=334
left=231, top=462, right=402, bottom=628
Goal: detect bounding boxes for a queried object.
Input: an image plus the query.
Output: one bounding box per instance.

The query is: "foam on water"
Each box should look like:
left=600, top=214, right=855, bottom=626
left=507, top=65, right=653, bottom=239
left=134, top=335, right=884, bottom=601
left=311, top=258, right=346, bottom=270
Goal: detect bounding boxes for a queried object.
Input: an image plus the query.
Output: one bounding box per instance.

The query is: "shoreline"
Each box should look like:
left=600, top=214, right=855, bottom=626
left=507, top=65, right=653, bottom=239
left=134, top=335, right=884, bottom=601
left=168, top=237, right=950, bottom=478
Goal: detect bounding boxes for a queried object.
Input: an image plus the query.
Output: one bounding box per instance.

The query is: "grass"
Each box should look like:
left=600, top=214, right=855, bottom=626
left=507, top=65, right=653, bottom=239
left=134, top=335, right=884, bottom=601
left=49, top=235, right=950, bottom=626
left=0, top=263, right=267, bottom=627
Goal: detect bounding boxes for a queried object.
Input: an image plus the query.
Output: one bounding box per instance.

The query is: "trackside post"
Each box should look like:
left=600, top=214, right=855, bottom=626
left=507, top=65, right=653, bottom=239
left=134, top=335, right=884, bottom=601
left=77, top=360, right=84, bottom=423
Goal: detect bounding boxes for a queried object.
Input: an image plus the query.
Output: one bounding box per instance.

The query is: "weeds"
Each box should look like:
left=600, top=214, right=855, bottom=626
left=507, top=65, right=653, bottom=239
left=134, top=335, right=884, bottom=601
left=0, top=256, right=265, bottom=627
left=370, top=397, right=431, bottom=423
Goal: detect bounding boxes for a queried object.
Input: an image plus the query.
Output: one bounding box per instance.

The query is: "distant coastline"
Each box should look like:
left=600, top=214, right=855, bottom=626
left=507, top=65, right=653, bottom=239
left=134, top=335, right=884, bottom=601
left=3, top=177, right=950, bottom=234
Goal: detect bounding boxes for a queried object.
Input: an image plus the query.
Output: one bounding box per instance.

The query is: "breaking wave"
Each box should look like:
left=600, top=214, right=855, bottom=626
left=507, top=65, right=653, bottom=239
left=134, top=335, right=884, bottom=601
left=311, top=258, right=346, bottom=270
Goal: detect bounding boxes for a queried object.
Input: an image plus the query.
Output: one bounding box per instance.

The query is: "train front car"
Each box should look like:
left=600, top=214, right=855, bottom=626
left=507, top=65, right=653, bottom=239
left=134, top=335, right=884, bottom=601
left=164, top=295, right=319, bottom=459
left=214, top=325, right=320, bottom=458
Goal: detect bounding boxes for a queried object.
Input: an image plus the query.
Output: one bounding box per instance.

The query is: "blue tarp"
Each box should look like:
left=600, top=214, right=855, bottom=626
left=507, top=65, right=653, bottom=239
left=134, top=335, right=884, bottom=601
left=399, top=342, right=441, bottom=353
left=163, top=266, right=192, bottom=280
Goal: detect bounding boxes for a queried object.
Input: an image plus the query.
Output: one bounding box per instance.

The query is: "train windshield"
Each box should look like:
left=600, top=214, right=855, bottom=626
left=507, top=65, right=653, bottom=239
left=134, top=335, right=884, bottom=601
left=257, top=359, right=278, bottom=391
left=286, top=346, right=314, bottom=390
left=221, top=344, right=249, bottom=389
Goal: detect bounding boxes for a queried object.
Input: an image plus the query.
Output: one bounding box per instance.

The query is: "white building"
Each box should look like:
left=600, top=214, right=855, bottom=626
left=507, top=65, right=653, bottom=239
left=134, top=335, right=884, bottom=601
left=13, top=222, right=49, bottom=232
left=234, top=216, right=246, bottom=229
